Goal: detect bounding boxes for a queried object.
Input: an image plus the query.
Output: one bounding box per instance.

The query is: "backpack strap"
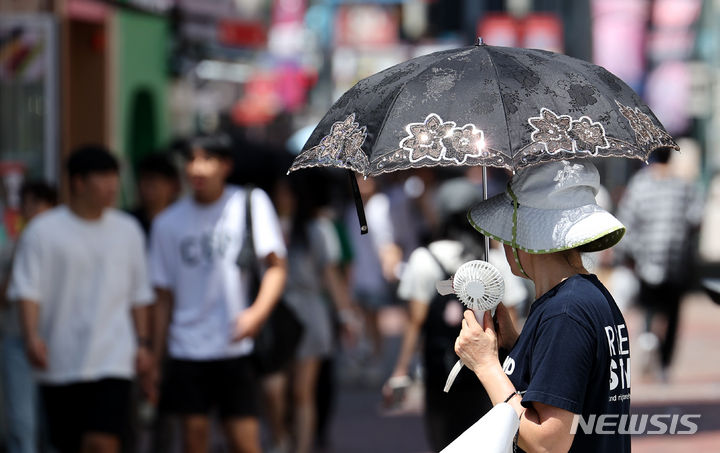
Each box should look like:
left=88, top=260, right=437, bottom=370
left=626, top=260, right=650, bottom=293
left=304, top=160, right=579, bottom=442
left=426, top=245, right=452, bottom=280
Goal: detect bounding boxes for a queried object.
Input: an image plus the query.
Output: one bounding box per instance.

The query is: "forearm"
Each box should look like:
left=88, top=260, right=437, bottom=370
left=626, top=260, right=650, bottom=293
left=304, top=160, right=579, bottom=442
left=19, top=299, right=40, bottom=341
left=379, top=243, right=402, bottom=282
left=475, top=364, right=571, bottom=453
left=392, top=322, right=422, bottom=376
left=152, top=289, right=173, bottom=360
left=389, top=298, right=429, bottom=377
left=131, top=305, right=151, bottom=346
left=251, top=257, right=287, bottom=322
left=323, top=265, right=353, bottom=313
left=475, top=361, right=524, bottom=412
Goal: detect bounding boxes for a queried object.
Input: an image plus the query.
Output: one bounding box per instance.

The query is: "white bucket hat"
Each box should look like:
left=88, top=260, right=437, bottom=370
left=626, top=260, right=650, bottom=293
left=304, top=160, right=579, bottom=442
left=468, top=160, right=625, bottom=255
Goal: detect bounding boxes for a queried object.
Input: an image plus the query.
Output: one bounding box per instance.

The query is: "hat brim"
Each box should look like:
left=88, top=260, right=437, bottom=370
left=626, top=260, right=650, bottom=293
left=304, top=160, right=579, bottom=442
left=468, top=192, right=625, bottom=254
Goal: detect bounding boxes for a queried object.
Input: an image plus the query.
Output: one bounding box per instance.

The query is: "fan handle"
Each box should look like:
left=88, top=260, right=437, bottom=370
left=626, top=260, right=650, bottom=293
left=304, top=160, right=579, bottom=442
left=444, top=309, right=494, bottom=393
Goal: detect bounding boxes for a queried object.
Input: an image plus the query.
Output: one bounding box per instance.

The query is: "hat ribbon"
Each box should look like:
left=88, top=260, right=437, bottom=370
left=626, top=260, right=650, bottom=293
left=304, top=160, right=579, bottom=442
left=507, top=183, right=530, bottom=279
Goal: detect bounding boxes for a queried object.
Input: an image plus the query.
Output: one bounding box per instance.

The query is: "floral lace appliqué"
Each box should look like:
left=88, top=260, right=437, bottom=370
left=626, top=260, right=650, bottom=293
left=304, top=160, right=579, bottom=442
left=529, top=108, right=609, bottom=155
left=529, top=109, right=573, bottom=154
left=400, top=114, right=489, bottom=165
left=289, top=113, right=369, bottom=175
left=401, top=113, right=456, bottom=162
left=442, top=123, right=486, bottom=164
left=616, top=101, right=674, bottom=148
left=316, top=113, right=367, bottom=159
left=569, top=116, right=609, bottom=153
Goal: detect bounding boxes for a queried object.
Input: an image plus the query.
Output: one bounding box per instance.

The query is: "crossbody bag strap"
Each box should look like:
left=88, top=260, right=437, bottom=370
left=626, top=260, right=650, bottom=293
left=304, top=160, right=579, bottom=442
left=426, top=245, right=451, bottom=280
left=245, top=185, right=254, bottom=253
left=237, top=185, right=258, bottom=272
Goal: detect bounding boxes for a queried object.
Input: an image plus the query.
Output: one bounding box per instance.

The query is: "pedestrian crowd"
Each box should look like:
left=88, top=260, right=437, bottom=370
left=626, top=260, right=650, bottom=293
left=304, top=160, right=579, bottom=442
left=0, top=137, right=707, bottom=453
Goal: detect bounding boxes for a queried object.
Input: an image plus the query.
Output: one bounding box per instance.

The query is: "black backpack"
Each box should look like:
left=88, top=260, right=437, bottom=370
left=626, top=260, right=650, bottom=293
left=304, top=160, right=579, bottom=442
left=422, top=248, right=490, bottom=393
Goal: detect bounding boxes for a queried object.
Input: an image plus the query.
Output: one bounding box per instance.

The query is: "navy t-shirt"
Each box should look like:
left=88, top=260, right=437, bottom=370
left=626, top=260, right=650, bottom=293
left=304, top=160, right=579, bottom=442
left=503, top=274, right=630, bottom=452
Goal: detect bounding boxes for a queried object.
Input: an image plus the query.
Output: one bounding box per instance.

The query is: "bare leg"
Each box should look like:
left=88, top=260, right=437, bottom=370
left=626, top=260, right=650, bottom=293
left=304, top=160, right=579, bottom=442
left=262, top=371, right=290, bottom=450
left=80, top=432, right=120, bottom=453
left=224, top=416, right=262, bottom=453
left=293, top=358, right=321, bottom=453
left=182, top=415, right=210, bottom=453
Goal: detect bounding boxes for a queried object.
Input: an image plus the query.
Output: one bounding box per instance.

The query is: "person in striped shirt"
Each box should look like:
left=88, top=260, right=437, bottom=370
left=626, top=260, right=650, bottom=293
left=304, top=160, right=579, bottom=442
left=615, top=148, right=704, bottom=378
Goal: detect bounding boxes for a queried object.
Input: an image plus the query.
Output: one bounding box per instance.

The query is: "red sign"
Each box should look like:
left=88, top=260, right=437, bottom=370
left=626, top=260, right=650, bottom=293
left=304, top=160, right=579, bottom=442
left=477, top=13, right=520, bottom=48
left=477, top=13, right=563, bottom=52
left=523, top=14, right=563, bottom=53
left=232, top=73, right=280, bottom=126
left=217, top=20, right=266, bottom=48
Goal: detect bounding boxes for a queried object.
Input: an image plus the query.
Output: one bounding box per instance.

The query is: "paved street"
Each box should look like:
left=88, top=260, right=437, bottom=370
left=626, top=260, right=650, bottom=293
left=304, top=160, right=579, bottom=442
left=629, top=293, right=720, bottom=452
left=322, top=291, right=720, bottom=453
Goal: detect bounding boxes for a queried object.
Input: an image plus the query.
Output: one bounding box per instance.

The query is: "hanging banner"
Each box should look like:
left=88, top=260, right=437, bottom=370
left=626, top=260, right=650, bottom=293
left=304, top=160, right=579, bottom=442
left=591, top=0, right=649, bottom=93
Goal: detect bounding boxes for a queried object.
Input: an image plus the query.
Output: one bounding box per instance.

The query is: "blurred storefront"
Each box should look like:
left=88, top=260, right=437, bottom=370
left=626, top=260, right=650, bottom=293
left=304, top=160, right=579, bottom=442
left=0, top=5, right=59, bottom=242
left=0, top=0, right=171, bottom=207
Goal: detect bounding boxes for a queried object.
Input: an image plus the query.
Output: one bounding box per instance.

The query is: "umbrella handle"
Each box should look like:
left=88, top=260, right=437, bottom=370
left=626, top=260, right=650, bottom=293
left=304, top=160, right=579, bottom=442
left=348, top=170, right=369, bottom=235
left=483, top=166, right=490, bottom=261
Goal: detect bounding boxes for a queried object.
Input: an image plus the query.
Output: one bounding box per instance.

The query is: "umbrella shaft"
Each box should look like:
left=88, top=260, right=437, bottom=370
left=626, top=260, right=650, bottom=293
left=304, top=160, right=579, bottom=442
left=483, top=166, right=490, bottom=261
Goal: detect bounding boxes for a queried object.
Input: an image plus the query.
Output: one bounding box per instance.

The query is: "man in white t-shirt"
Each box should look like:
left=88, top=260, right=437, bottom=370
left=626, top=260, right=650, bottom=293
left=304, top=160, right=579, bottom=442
left=11, top=145, right=155, bottom=453
left=150, top=135, right=287, bottom=453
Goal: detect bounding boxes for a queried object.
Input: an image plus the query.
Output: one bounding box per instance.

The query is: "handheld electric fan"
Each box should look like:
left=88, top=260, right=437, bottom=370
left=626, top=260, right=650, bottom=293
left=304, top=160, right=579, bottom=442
left=436, top=260, right=505, bottom=393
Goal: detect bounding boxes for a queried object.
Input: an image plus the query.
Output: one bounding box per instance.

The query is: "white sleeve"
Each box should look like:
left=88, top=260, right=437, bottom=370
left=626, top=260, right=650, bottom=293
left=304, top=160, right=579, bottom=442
left=397, top=248, right=443, bottom=304
left=129, top=224, right=155, bottom=306
left=149, top=217, right=176, bottom=290
left=366, top=194, right=395, bottom=250
left=251, top=188, right=287, bottom=259
left=9, top=226, right=43, bottom=303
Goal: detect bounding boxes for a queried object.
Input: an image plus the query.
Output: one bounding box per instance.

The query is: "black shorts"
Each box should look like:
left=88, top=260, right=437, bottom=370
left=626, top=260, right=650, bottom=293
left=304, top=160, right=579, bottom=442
left=160, top=356, right=260, bottom=419
left=41, top=378, right=132, bottom=453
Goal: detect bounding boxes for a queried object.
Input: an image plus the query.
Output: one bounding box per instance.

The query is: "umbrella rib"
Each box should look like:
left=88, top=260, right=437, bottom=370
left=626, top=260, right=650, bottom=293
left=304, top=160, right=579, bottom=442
left=483, top=47, right=514, bottom=167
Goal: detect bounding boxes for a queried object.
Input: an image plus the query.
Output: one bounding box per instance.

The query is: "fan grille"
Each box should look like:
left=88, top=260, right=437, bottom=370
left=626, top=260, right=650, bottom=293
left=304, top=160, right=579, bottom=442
left=452, top=260, right=505, bottom=311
